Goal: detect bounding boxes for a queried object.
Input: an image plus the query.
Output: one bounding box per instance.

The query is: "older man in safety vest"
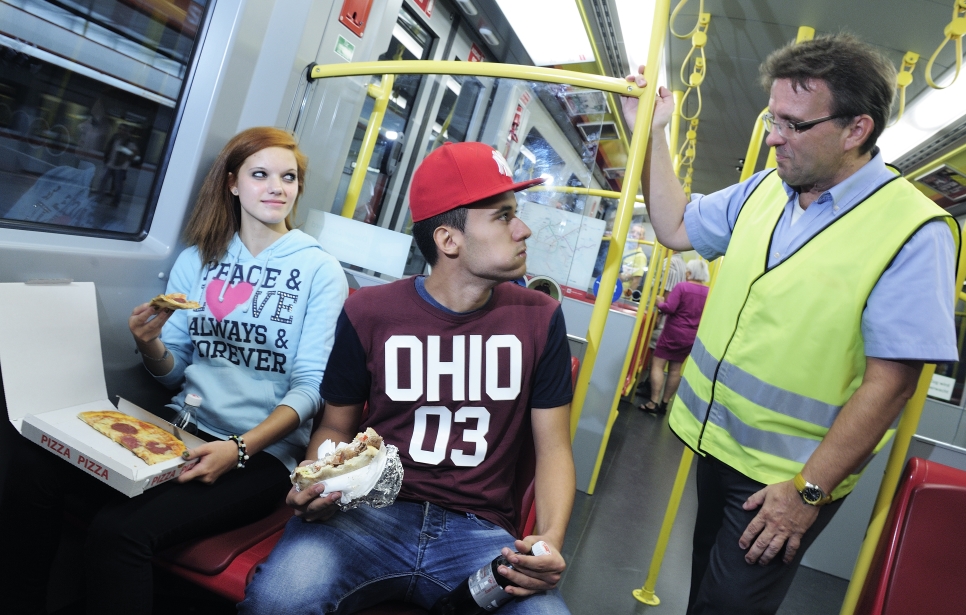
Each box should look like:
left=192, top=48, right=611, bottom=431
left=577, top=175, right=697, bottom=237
left=622, top=34, right=959, bottom=614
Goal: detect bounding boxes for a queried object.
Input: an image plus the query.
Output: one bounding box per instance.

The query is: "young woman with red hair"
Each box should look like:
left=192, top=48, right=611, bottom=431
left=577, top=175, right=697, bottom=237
left=1, top=127, right=347, bottom=614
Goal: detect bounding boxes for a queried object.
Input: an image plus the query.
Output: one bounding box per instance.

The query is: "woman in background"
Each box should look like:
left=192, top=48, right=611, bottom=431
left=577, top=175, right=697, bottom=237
left=640, top=258, right=710, bottom=415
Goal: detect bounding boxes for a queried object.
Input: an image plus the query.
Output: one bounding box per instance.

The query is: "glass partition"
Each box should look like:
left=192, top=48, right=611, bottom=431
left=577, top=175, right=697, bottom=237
left=932, top=292, right=966, bottom=407
left=305, top=71, right=626, bottom=291
left=0, top=0, right=208, bottom=237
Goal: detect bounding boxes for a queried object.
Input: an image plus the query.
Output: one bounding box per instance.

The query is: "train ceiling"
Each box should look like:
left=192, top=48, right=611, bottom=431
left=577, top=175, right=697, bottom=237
left=471, top=0, right=966, bottom=201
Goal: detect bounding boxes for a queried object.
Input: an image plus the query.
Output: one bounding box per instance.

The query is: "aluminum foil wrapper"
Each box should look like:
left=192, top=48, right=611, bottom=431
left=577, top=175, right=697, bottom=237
left=337, top=444, right=403, bottom=511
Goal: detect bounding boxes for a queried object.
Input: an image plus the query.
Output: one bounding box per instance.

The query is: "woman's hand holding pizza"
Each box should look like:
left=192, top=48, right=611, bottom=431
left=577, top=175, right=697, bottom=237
left=177, top=440, right=239, bottom=484
left=129, top=302, right=172, bottom=349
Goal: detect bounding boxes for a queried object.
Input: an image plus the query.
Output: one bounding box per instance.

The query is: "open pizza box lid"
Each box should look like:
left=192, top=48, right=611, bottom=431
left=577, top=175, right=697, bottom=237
left=0, top=282, right=204, bottom=497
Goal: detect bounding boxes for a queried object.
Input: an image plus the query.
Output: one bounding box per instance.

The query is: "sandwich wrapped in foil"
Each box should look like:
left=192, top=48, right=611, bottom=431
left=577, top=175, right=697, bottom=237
left=292, top=438, right=403, bottom=511
left=337, top=444, right=403, bottom=511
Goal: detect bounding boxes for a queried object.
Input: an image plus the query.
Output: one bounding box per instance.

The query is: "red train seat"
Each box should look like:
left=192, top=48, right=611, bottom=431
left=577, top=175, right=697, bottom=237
left=155, top=356, right=579, bottom=610
left=854, top=456, right=966, bottom=615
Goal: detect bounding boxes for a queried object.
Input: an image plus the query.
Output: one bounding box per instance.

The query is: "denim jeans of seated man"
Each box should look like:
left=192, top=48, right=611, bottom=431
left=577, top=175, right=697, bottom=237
left=239, top=501, right=570, bottom=615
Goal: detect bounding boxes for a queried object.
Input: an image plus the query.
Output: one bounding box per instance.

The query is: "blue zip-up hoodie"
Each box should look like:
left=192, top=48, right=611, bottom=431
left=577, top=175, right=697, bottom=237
left=154, top=230, right=348, bottom=470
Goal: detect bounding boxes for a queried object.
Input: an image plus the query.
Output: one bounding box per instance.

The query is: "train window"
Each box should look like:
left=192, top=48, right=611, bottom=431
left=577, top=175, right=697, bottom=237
left=0, top=0, right=207, bottom=238
left=425, top=76, right=485, bottom=152
left=932, top=303, right=966, bottom=407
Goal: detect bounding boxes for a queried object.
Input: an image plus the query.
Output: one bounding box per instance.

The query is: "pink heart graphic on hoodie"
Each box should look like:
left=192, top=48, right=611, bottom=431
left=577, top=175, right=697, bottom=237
left=205, top=280, right=254, bottom=322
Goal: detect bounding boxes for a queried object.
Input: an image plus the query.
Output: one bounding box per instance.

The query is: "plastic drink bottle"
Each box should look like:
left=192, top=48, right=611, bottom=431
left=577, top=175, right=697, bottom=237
left=174, top=393, right=201, bottom=435
left=429, top=541, right=552, bottom=615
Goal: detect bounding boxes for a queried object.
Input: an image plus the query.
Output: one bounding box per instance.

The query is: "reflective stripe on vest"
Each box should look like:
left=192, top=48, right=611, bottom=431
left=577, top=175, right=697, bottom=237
left=669, top=171, right=959, bottom=499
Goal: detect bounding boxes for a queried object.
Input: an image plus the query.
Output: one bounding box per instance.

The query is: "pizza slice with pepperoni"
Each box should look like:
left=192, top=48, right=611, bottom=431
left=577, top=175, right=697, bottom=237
left=78, top=410, right=186, bottom=465
left=149, top=293, right=200, bottom=310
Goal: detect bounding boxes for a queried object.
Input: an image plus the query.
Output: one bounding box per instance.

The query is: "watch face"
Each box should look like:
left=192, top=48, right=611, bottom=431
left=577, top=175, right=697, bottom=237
left=801, top=486, right=824, bottom=505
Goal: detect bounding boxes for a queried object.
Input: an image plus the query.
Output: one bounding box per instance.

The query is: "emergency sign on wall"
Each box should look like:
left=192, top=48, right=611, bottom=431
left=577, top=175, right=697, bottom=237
left=413, top=0, right=435, bottom=18
left=339, top=0, right=374, bottom=38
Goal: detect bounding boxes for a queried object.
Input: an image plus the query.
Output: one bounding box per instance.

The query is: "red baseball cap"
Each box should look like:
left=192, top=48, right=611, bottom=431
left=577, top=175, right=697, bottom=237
left=409, top=142, right=545, bottom=222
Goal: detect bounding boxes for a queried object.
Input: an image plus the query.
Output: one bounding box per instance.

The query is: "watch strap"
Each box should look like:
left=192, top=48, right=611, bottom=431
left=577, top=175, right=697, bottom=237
left=794, top=472, right=832, bottom=505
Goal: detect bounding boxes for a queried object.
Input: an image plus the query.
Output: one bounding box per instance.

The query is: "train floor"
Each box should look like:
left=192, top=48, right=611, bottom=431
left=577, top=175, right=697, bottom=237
left=558, top=389, right=850, bottom=615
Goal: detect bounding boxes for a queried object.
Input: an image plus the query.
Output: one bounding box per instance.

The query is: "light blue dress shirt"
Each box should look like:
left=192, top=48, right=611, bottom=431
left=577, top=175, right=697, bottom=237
left=682, top=152, right=959, bottom=362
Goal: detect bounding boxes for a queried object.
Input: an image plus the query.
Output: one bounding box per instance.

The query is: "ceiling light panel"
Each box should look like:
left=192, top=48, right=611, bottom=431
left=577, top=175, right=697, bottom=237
left=879, top=63, right=966, bottom=164
left=615, top=0, right=656, bottom=75
left=495, top=0, right=594, bottom=66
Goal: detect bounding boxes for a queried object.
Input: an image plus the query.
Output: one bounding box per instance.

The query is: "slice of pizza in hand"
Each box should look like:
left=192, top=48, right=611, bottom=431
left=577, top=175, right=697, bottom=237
left=149, top=293, right=200, bottom=310
left=78, top=410, right=186, bottom=465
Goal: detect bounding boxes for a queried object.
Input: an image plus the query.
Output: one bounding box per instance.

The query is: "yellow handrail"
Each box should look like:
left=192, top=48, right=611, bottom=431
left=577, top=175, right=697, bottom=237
left=633, top=255, right=720, bottom=605
left=590, top=242, right=669, bottom=493
left=309, top=61, right=645, bottom=96
left=528, top=185, right=645, bottom=203
left=838, top=367, right=937, bottom=615
left=341, top=74, right=394, bottom=219
left=741, top=108, right=769, bottom=181
left=307, top=49, right=657, bottom=450
left=924, top=0, right=966, bottom=89
left=569, top=0, right=672, bottom=439
left=634, top=447, right=695, bottom=605
left=839, top=220, right=966, bottom=615
left=907, top=139, right=966, bottom=181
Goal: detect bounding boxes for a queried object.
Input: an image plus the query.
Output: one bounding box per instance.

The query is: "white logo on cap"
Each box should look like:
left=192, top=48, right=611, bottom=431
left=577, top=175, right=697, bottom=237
left=491, top=150, right=512, bottom=178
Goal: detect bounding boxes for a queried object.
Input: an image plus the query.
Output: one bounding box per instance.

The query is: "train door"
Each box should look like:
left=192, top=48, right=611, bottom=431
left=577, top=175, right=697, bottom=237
left=291, top=0, right=494, bottom=275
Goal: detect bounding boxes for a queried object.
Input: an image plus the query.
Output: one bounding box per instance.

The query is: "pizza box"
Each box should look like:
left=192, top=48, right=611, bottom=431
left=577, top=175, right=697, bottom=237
left=0, top=282, right=205, bottom=497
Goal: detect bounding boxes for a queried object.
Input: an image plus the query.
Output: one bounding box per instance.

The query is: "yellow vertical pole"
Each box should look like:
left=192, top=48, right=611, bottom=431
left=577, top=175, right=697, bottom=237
left=589, top=241, right=669, bottom=493
left=569, top=0, right=671, bottom=439
left=839, top=222, right=966, bottom=615
left=621, top=242, right=663, bottom=396
left=621, top=90, right=681, bottom=397
left=341, top=74, right=395, bottom=218
left=632, top=253, right=723, bottom=604
left=634, top=447, right=695, bottom=605
left=838, top=364, right=937, bottom=615
left=741, top=109, right=768, bottom=181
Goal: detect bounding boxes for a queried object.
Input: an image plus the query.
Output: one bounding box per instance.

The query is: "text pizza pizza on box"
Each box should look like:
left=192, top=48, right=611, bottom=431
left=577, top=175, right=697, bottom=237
left=0, top=282, right=205, bottom=497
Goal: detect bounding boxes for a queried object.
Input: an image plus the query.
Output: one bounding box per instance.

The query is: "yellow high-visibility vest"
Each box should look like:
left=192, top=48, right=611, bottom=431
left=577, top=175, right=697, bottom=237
left=669, top=171, right=959, bottom=499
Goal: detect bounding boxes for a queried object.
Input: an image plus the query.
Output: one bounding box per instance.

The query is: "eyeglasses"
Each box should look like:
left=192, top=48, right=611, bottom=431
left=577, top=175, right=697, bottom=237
left=761, top=112, right=850, bottom=137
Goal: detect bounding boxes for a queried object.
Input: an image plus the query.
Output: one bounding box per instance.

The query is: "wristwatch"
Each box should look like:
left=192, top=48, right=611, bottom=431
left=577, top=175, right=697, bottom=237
left=794, top=472, right=832, bottom=506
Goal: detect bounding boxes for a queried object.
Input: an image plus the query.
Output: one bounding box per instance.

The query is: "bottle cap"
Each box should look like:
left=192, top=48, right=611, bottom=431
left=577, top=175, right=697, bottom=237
left=531, top=541, right=551, bottom=556
left=185, top=393, right=202, bottom=407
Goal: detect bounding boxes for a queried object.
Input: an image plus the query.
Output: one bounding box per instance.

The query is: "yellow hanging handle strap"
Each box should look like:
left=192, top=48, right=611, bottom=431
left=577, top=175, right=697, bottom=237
left=889, top=52, right=920, bottom=127
left=925, top=0, right=966, bottom=89
left=679, top=13, right=710, bottom=122
left=669, top=0, right=705, bottom=39
left=677, top=119, right=699, bottom=173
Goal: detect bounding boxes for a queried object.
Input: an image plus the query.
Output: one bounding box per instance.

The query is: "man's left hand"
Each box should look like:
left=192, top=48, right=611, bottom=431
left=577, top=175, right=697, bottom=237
left=739, top=480, right=820, bottom=565
left=496, top=537, right=566, bottom=597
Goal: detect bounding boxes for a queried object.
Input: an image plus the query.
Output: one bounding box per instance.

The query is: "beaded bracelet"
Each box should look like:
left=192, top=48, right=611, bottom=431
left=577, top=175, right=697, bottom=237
left=228, top=435, right=249, bottom=469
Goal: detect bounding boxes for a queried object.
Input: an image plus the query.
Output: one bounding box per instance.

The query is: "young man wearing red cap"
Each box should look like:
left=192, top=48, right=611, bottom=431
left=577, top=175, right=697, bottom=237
left=241, top=142, right=576, bottom=615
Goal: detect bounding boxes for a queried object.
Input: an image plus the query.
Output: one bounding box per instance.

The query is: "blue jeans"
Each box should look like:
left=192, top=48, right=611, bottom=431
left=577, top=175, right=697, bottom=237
left=239, top=501, right=570, bottom=615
